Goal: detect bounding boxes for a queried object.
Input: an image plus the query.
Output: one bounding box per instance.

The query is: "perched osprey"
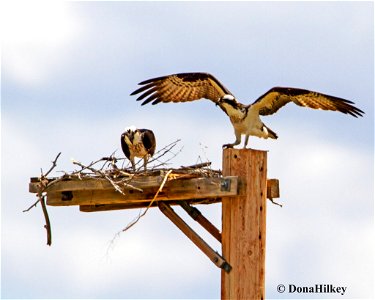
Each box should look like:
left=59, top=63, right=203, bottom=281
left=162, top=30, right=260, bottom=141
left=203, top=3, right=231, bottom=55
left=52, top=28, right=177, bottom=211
left=131, top=72, right=364, bottom=148
left=121, top=126, right=156, bottom=171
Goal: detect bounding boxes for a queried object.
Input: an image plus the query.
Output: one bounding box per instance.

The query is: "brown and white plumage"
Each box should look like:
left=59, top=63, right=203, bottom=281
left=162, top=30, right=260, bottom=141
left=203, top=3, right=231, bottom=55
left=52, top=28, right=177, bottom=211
left=131, top=73, right=231, bottom=105
left=131, top=72, right=364, bottom=148
left=252, top=87, right=364, bottom=117
left=121, top=126, right=156, bottom=171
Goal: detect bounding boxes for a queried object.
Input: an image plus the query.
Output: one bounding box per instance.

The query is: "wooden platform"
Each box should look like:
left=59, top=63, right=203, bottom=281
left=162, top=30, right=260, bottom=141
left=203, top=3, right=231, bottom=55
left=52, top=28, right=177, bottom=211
left=29, top=172, right=279, bottom=212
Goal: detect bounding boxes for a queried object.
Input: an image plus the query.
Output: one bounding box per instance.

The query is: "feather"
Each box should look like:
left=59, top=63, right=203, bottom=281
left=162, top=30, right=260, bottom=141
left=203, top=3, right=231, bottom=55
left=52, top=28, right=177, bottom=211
left=131, top=72, right=234, bottom=105
left=120, top=132, right=131, bottom=160
left=252, top=87, right=364, bottom=117
left=139, top=129, right=156, bottom=155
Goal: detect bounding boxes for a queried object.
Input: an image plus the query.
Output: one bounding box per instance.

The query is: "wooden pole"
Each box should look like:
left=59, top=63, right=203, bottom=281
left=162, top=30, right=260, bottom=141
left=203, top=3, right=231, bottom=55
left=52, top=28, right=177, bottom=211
left=221, top=149, right=267, bottom=300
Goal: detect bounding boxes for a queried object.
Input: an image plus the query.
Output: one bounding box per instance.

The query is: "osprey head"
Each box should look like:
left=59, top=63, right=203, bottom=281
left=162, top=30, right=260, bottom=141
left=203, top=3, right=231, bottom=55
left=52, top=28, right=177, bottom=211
left=217, top=94, right=243, bottom=113
left=218, top=94, right=238, bottom=107
left=125, top=125, right=137, bottom=133
left=124, top=125, right=137, bottom=142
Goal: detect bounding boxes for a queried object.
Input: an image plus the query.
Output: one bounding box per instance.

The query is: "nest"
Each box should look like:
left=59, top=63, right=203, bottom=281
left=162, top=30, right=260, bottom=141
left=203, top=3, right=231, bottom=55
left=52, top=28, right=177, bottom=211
left=32, top=140, right=221, bottom=195
left=26, top=140, right=222, bottom=246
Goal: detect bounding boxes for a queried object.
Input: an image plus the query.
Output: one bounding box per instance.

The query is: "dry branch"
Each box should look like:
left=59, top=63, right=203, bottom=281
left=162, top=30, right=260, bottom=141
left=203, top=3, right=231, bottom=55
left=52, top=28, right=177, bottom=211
left=71, top=159, right=142, bottom=193
left=24, top=152, right=61, bottom=246
left=181, top=162, right=212, bottom=169
left=43, top=152, right=62, bottom=177
left=120, top=169, right=173, bottom=233
left=39, top=193, right=52, bottom=246
left=107, top=169, right=174, bottom=253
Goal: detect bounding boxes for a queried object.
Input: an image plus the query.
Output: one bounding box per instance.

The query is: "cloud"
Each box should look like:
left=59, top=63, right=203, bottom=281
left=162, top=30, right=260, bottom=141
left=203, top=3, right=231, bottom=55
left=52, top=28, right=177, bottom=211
left=2, top=112, right=224, bottom=298
left=2, top=2, right=373, bottom=299
left=3, top=103, right=373, bottom=298
left=2, top=1, right=84, bottom=87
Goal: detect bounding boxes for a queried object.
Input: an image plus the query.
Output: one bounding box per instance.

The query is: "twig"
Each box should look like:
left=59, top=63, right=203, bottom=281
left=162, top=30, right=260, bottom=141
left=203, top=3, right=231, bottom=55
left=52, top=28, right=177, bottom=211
left=70, top=157, right=105, bottom=175
left=24, top=174, right=71, bottom=213
left=39, top=192, right=52, bottom=246
left=98, top=151, right=118, bottom=171
left=180, top=162, right=212, bottom=169
left=23, top=197, right=41, bottom=212
left=121, top=169, right=173, bottom=233
left=107, top=169, right=173, bottom=253
left=148, top=139, right=181, bottom=165
left=24, top=152, right=62, bottom=211
left=72, top=160, right=143, bottom=193
left=150, top=145, right=184, bottom=169
left=42, top=152, right=62, bottom=178
left=24, top=152, right=61, bottom=245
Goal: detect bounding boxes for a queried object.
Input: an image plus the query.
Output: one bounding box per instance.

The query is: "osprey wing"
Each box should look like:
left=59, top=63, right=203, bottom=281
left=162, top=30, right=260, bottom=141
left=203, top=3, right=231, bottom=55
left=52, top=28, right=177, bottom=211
left=139, top=129, right=156, bottom=156
left=251, top=87, right=364, bottom=118
left=120, top=132, right=131, bottom=160
left=131, top=72, right=233, bottom=105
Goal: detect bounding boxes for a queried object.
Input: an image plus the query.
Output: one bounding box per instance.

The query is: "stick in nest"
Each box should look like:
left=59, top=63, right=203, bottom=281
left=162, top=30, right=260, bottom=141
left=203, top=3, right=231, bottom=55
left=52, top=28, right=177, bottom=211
left=122, top=169, right=172, bottom=232
left=24, top=152, right=61, bottom=246
left=71, top=160, right=143, bottom=193
left=39, top=193, right=52, bottom=246
left=145, top=139, right=182, bottom=170
left=107, top=169, right=173, bottom=252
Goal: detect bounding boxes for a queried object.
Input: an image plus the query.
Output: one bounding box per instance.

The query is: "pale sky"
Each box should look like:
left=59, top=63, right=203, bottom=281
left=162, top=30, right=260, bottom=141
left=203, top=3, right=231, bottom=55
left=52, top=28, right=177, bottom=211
left=1, top=1, right=374, bottom=299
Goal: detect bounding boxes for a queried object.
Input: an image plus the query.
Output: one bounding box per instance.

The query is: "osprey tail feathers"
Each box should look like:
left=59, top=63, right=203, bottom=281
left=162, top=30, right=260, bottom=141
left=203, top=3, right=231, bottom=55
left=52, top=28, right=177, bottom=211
left=263, top=125, right=278, bottom=139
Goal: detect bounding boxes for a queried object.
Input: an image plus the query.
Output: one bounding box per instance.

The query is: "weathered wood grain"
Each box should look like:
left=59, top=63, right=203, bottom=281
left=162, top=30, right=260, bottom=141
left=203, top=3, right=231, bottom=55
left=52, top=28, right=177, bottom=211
left=42, top=176, right=238, bottom=206
left=221, top=149, right=267, bottom=300
left=29, top=176, right=163, bottom=193
left=29, top=175, right=279, bottom=210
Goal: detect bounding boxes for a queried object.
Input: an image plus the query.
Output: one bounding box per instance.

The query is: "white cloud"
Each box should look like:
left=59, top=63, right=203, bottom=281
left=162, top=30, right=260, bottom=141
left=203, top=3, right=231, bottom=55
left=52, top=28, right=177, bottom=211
left=4, top=109, right=372, bottom=298
left=2, top=2, right=373, bottom=298
left=2, top=1, right=84, bottom=87
left=1, top=113, right=224, bottom=298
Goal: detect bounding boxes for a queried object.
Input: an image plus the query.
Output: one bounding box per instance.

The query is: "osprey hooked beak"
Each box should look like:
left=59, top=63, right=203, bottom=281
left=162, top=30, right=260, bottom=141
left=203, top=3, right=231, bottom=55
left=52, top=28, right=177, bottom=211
left=126, top=129, right=134, bottom=142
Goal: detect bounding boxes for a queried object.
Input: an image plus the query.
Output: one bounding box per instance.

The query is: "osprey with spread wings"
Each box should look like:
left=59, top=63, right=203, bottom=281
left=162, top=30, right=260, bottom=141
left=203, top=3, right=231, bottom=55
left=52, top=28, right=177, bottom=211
left=131, top=72, right=364, bottom=148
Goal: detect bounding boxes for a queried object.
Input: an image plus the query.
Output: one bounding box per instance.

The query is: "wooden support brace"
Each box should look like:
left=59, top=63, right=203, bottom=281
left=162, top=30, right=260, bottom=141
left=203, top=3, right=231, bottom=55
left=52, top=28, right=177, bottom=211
left=179, top=201, right=222, bottom=243
left=158, top=201, right=231, bottom=273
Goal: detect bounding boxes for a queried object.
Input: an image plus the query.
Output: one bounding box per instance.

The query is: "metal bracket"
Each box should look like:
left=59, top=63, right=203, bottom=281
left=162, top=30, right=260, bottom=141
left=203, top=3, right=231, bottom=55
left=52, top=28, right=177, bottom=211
left=216, top=253, right=232, bottom=273
left=61, top=191, right=73, bottom=201
left=220, top=178, right=231, bottom=192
